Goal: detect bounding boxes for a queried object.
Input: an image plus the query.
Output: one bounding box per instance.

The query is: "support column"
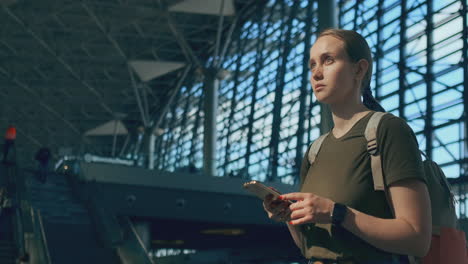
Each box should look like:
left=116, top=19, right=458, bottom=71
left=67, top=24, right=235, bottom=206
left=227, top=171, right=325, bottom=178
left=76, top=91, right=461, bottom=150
left=203, top=69, right=219, bottom=177
left=148, top=134, right=156, bottom=170
left=317, top=0, right=337, bottom=134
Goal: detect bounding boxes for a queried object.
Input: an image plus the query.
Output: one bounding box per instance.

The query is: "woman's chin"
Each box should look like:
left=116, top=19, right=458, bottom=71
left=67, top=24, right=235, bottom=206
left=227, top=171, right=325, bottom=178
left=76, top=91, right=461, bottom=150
left=313, top=93, right=332, bottom=104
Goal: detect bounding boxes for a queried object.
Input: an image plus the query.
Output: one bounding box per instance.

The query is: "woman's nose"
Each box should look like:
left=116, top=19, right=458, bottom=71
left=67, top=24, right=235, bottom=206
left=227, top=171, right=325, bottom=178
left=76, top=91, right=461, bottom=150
left=312, top=66, right=323, bottom=80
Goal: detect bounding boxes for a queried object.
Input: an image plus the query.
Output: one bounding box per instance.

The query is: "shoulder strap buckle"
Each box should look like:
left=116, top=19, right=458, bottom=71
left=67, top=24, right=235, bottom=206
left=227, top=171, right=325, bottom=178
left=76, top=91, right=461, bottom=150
left=364, top=112, right=388, bottom=191
left=367, top=137, right=378, bottom=155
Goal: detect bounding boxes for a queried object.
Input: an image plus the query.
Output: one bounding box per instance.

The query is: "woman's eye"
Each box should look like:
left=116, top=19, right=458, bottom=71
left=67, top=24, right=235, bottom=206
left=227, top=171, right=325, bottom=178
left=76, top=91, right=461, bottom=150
left=325, top=57, right=334, bottom=64
left=310, top=63, right=316, bottom=69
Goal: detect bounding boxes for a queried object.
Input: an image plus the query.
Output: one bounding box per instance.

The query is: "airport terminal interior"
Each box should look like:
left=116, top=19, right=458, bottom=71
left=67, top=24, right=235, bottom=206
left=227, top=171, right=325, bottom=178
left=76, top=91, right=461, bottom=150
left=0, top=0, right=467, bottom=263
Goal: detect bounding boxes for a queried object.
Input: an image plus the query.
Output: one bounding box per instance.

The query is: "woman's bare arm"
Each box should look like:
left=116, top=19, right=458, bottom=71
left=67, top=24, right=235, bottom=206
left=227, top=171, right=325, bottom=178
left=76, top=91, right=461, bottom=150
left=282, top=179, right=432, bottom=257
left=341, top=179, right=431, bottom=257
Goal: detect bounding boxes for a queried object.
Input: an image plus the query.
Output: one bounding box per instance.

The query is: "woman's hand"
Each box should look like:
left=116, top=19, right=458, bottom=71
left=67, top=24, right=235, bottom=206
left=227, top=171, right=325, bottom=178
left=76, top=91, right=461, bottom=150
left=279, top=192, right=335, bottom=225
left=263, top=192, right=291, bottom=222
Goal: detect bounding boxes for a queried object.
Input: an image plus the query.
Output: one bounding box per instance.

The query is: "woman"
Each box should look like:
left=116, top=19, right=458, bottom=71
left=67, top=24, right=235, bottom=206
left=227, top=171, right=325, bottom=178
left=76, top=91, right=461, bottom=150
left=263, top=29, right=431, bottom=263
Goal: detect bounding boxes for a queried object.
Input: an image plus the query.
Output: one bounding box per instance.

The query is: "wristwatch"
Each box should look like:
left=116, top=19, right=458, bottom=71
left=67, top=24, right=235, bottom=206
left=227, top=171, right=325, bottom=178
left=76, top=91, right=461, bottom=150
left=331, top=203, right=347, bottom=226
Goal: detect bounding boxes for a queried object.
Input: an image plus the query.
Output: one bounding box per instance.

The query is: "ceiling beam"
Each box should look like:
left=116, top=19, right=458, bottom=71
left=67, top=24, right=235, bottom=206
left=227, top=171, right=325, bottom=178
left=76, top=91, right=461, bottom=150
left=82, top=1, right=152, bottom=128
left=81, top=1, right=127, bottom=59
left=151, top=65, right=191, bottom=134
left=0, top=66, right=84, bottom=138
left=3, top=6, right=114, bottom=116
left=157, top=0, right=202, bottom=69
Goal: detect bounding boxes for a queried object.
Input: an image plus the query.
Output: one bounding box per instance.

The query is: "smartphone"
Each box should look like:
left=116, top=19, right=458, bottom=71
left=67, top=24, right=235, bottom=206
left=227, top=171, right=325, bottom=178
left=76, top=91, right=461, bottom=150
left=243, top=180, right=281, bottom=200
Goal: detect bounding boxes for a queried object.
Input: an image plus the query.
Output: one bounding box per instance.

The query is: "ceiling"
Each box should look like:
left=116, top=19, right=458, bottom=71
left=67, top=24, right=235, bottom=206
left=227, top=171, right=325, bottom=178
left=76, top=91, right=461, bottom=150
left=0, top=0, right=254, bottom=166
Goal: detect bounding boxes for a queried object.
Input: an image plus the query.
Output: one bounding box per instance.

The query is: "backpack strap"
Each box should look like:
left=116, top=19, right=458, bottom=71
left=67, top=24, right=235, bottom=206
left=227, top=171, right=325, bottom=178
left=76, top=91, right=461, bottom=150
left=364, top=112, right=388, bottom=191
left=307, top=132, right=329, bottom=165
left=365, top=112, right=417, bottom=263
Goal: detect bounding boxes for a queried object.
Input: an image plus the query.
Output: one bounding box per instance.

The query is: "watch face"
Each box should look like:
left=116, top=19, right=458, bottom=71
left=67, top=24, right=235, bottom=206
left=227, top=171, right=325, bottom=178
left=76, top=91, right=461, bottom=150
left=332, top=203, right=347, bottom=225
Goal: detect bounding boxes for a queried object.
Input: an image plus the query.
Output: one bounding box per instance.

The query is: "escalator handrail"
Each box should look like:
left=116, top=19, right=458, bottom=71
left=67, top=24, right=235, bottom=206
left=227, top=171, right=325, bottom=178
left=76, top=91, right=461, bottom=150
left=33, top=208, right=52, bottom=264
left=125, top=217, right=154, bottom=263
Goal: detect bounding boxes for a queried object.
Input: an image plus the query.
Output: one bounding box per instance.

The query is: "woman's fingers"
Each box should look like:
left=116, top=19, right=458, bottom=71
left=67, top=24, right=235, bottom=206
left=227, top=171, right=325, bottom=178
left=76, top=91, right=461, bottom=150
left=264, top=194, right=289, bottom=213
left=267, top=202, right=291, bottom=221
left=279, top=192, right=308, bottom=202
left=271, top=204, right=291, bottom=222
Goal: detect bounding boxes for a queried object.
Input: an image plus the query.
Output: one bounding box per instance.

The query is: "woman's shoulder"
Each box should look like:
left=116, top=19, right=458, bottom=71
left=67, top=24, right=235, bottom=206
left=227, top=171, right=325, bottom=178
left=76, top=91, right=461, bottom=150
left=376, top=112, right=418, bottom=145
left=378, top=112, right=413, bottom=133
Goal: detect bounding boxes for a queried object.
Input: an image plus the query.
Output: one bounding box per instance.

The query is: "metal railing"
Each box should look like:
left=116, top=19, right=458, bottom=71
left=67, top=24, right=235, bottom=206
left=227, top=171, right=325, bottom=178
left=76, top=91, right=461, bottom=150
left=32, top=208, right=52, bottom=264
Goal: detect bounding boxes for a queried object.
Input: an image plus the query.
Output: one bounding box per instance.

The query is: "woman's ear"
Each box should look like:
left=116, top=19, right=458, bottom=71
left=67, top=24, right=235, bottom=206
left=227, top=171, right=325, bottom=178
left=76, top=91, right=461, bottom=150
left=355, top=59, right=369, bottom=80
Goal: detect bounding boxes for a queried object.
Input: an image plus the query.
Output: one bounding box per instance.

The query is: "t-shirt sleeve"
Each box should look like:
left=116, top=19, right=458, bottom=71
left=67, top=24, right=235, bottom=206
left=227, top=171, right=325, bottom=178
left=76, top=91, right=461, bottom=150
left=377, top=115, right=426, bottom=186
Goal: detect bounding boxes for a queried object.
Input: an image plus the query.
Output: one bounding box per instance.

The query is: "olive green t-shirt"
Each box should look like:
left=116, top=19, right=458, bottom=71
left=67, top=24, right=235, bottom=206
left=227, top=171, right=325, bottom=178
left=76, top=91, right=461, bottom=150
left=299, top=111, right=426, bottom=262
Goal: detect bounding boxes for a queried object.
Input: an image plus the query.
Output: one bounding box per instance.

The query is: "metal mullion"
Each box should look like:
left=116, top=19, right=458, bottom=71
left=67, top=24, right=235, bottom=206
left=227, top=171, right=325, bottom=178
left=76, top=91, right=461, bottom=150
left=406, top=0, right=427, bottom=17
left=433, top=0, right=459, bottom=12
left=425, top=0, right=434, bottom=158
left=352, top=1, right=359, bottom=31
left=432, top=50, right=464, bottom=69
left=245, top=3, right=269, bottom=177
left=154, top=138, right=163, bottom=169
left=357, top=6, right=380, bottom=37
left=380, top=66, right=463, bottom=105
left=432, top=9, right=462, bottom=29
left=247, top=148, right=270, bottom=166
left=159, top=118, right=170, bottom=169
left=432, top=32, right=463, bottom=52
left=431, top=133, right=461, bottom=162
left=268, top=0, right=299, bottom=181
left=338, top=0, right=344, bottom=27
left=461, top=0, right=468, bottom=179
left=174, top=82, right=194, bottom=167
left=251, top=109, right=273, bottom=124
left=223, top=26, right=246, bottom=176
left=382, top=0, right=401, bottom=14
left=432, top=99, right=464, bottom=118
left=158, top=134, right=167, bottom=169
left=406, top=90, right=462, bottom=120
left=306, top=1, right=319, bottom=146
left=398, top=0, right=408, bottom=118
left=436, top=158, right=468, bottom=170
left=190, top=85, right=204, bottom=166
left=339, top=0, right=357, bottom=15
left=416, top=134, right=464, bottom=148
left=375, top=0, right=383, bottom=100
left=280, top=97, right=300, bottom=115
left=166, top=91, right=182, bottom=163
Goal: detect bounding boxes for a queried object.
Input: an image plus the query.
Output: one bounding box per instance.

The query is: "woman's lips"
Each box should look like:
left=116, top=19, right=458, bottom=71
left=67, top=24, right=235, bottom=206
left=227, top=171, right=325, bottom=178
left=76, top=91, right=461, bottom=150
left=314, top=84, right=325, bottom=91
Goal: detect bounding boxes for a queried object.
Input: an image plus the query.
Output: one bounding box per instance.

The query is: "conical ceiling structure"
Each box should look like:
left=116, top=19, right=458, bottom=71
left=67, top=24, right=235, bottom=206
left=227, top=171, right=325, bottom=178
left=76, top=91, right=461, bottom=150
left=169, top=0, right=235, bottom=16
left=85, top=120, right=128, bottom=136
left=128, top=60, right=185, bottom=82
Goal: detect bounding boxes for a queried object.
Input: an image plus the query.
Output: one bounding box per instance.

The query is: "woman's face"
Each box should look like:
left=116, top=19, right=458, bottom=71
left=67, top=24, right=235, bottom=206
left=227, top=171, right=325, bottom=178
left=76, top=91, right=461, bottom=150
left=309, top=35, right=360, bottom=105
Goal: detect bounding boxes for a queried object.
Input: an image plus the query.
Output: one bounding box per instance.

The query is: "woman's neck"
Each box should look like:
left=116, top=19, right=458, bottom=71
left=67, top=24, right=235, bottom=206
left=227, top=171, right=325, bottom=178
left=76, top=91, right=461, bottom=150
left=329, top=101, right=370, bottom=136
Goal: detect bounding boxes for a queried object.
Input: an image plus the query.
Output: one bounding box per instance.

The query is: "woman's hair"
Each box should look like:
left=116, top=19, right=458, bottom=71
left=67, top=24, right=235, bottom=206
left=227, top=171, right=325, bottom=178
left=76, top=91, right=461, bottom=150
left=318, top=29, right=385, bottom=112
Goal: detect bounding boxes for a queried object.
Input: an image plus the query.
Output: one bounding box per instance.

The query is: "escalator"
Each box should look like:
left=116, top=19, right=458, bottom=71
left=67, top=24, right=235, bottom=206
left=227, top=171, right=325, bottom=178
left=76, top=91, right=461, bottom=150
left=0, top=163, right=23, bottom=264
left=0, top=209, right=16, bottom=264
left=25, top=165, right=155, bottom=264
left=25, top=169, right=122, bottom=264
